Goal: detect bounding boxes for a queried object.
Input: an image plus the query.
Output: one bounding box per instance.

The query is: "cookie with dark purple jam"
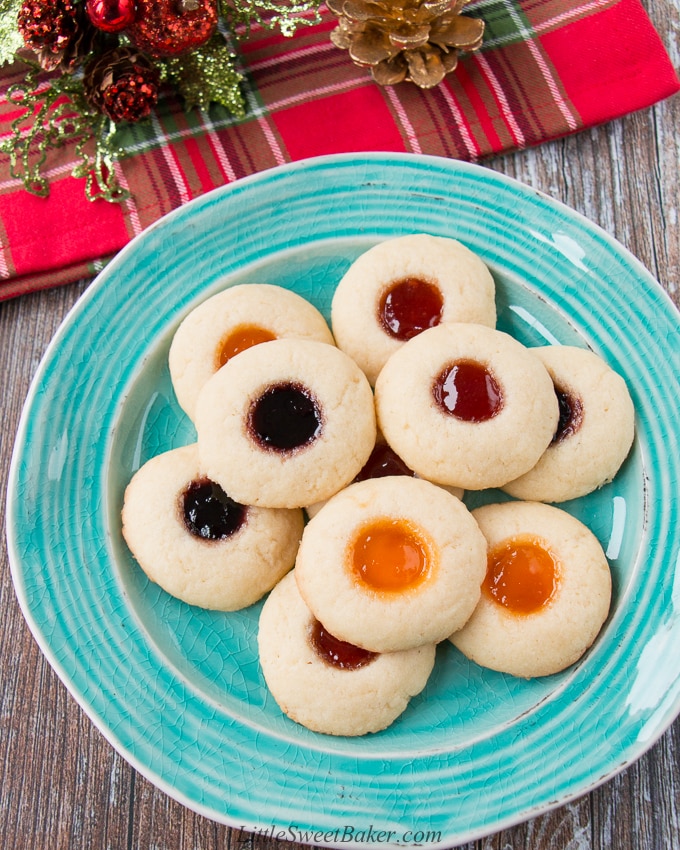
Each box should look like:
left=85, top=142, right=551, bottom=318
left=502, top=345, right=635, bottom=502
left=195, top=338, right=376, bottom=509
left=121, top=444, right=304, bottom=610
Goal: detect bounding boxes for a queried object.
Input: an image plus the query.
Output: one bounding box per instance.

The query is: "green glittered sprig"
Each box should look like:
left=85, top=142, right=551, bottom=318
left=220, top=0, right=322, bottom=37
left=165, top=32, right=245, bottom=116
left=0, top=0, right=323, bottom=201
left=0, top=0, right=22, bottom=64
left=2, top=61, right=130, bottom=200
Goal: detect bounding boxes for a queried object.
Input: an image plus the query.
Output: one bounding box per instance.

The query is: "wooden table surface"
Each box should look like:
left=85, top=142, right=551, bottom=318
left=2, top=3, right=679, bottom=847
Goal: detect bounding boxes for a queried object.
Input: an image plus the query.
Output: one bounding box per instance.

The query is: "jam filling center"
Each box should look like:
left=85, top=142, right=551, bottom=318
left=433, top=359, right=503, bottom=422
left=248, top=381, right=322, bottom=452
left=181, top=478, right=247, bottom=540
left=378, top=277, right=444, bottom=341
left=355, top=442, right=415, bottom=482
left=351, top=517, right=431, bottom=592
left=553, top=386, right=584, bottom=444
left=483, top=535, right=559, bottom=615
left=309, top=619, right=377, bottom=670
left=215, top=324, right=276, bottom=369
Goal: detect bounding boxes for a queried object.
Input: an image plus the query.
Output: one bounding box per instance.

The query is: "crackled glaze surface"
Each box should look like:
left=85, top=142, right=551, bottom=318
left=6, top=154, right=680, bottom=847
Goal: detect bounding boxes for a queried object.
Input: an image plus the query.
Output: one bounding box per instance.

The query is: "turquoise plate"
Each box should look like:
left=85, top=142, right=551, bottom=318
left=7, top=154, right=680, bottom=847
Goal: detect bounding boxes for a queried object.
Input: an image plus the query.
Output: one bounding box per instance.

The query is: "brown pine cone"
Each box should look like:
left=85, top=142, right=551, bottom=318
left=18, top=0, right=101, bottom=72
left=18, top=0, right=78, bottom=54
left=84, top=47, right=161, bottom=123
left=328, top=0, right=485, bottom=88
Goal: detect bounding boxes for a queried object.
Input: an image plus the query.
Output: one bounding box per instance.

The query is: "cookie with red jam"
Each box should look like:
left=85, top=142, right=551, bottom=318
left=304, top=434, right=464, bottom=520
left=169, top=283, right=335, bottom=421
left=374, top=323, right=560, bottom=491
left=294, top=476, right=487, bottom=653
left=258, top=572, right=436, bottom=736
left=121, top=444, right=304, bottom=610
left=331, top=234, right=496, bottom=385
left=195, top=338, right=376, bottom=509
left=450, top=501, right=612, bottom=678
left=502, top=345, right=635, bottom=502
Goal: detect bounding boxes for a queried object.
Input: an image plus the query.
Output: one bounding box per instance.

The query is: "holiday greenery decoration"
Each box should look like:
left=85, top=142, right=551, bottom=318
left=0, top=0, right=323, bottom=200
left=0, top=0, right=484, bottom=201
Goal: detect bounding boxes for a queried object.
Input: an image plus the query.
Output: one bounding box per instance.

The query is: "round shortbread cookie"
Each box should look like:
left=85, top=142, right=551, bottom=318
left=304, top=435, right=464, bottom=519
left=502, top=345, right=635, bottom=502
left=374, top=323, right=560, bottom=490
left=294, top=476, right=487, bottom=653
left=450, top=501, right=612, bottom=678
left=331, top=234, right=496, bottom=385
left=195, top=338, right=377, bottom=508
left=169, top=283, right=334, bottom=420
left=258, top=572, right=436, bottom=736
left=121, top=444, right=304, bottom=610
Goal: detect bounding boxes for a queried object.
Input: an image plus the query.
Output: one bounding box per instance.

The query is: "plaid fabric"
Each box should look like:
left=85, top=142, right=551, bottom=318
left=0, top=0, right=678, bottom=300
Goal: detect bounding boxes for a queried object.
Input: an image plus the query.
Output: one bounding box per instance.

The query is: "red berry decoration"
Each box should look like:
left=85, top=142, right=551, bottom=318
left=127, top=0, right=218, bottom=57
left=84, top=47, right=160, bottom=123
left=18, top=0, right=78, bottom=59
left=86, top=0, right=136, bottom=32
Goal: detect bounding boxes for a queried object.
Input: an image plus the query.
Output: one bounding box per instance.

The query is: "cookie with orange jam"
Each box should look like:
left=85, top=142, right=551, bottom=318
left=169, top=283, right=334, bottom=420
left=294, top=476, right=487, bottom=653
left=121, top=444, right=304, bottom=611
left=258, top=572, right=436, bottom=736
left=374, top=323, right=560, bottom=490
left=502, top=345, right=635, bottom=502
left=450, top=501, right=612, bottom=677
left=195, top=338, right=376, bottom=509
left=331, top=234, right=496, bottom=385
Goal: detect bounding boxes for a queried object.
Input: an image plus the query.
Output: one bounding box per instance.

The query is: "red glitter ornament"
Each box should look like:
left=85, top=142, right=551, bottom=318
left=18, top=0, right=78, bottom=60
left=102, top=72, right=156, bottom=121
left=86, top=0, right=136, bottom=32
left=84, top=47, right=160, bottom=122
left=127, top=0, right=218, bottom=57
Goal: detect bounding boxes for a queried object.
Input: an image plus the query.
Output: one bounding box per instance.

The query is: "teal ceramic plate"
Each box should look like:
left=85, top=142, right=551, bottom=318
left=7, top=154, right=680, bottom=847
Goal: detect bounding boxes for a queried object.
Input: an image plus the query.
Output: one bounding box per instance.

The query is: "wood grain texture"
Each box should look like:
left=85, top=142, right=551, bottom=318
left=1, top=2, right=679, bottom=846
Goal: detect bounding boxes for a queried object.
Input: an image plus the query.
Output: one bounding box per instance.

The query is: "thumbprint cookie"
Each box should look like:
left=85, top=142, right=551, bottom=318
left=450, top=501, right=612, bottom=678
left=502, top=345, right=635, bottom=502
left=331, top=234, right=496, bottom=385
left=258, top=572, right=436, bottom=736
left=294, top=476, right=487, bottom=653
left=121, top=444, right=304, bottom=610
left=195, top=338, right=377, bottom=509
left=169, top=283, right=334, bottom=420
left=374, top=323, right=560, bottom=490
left=304, top=434, right=464, bottom=520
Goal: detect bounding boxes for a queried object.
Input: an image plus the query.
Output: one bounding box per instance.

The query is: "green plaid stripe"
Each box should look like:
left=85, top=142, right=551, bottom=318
left=472, top=0, right=620, bottom=48
left=109, top=0, right=622, bottom=161
left=107, top=0, right=608, bottom=235
left=2, top=0, right=677, bottom=298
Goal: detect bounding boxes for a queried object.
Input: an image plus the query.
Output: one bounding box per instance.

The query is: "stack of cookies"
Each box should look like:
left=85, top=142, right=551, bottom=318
left=121, top=234, right=634, bottom=737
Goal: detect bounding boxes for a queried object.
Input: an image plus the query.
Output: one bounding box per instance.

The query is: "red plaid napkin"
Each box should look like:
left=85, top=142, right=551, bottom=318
left=0, top=0, right=678, bottom=301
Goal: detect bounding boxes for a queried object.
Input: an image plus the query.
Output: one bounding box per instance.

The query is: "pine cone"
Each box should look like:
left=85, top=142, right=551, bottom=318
left=18, top=0, right=101, bottom=72
left=328, top=0, right=485, bottom=89
left=84, top=47, right=161, bottom=123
